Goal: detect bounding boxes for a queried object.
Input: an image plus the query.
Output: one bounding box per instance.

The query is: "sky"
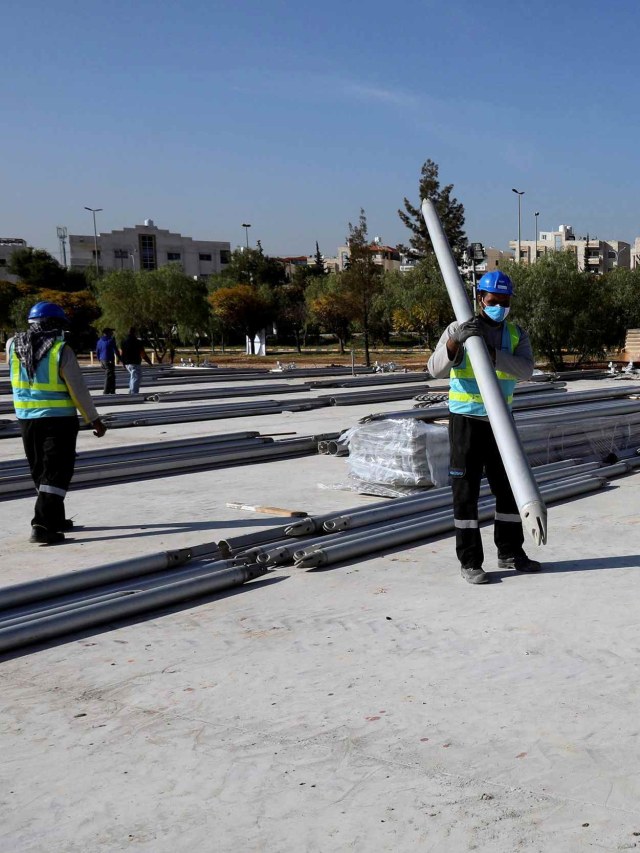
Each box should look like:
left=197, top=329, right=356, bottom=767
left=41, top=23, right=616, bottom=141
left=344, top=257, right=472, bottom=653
left=2, top=0, right=639, bottom=263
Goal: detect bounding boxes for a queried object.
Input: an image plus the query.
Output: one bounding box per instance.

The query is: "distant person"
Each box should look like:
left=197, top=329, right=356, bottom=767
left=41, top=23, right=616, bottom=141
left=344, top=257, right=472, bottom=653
left=6, top=301, right=107, bottom=545
left=95, top=327, right=121, bottom=394
left=427, top=270, right=540, bottom=585
left=120, top=326, right=152, bottom=394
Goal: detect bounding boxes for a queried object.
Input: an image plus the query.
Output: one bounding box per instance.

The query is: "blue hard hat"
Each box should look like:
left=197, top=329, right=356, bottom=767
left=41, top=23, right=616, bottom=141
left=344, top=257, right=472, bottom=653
left=477, top=270, right=514, bottom=295
left=27, top=301, right=68, bottom=323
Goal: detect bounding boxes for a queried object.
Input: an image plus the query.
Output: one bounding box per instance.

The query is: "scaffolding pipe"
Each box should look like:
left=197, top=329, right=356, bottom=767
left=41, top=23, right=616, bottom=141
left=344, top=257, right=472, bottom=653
left=295, top=475, right=605, bottom=569
left=0, top=562, right=269, bottom=655
left=0, top=543, right=221, bottom=610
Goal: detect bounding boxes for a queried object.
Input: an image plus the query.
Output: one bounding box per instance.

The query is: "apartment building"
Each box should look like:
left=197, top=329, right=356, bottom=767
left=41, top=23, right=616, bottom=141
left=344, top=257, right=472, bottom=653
left=69, top=220, right=230, bottom=279
left=510, top=224, right=631, bottom=273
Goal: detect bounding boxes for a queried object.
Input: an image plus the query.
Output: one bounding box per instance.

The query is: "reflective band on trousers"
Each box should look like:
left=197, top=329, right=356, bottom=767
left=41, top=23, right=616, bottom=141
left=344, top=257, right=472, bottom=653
left=39, top=484, right=67, bottom=498
left=495, top=512, right=521, bottom=523
left=449, top=321, right=520, bottom=417
left=454, top=519, right=479, bottom=528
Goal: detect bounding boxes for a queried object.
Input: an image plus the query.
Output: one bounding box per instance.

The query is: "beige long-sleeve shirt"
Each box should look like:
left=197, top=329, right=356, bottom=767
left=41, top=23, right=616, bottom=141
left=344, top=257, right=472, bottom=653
left=427, top=319, right=534, bottom=382
left=6, top=338, right=100, bottom=424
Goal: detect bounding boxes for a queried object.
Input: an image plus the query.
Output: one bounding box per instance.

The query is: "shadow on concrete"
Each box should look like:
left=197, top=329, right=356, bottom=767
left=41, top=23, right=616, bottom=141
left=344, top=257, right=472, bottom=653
left=491, top=554, right=640, bottom=581
left=0, top=575, right=288, bottom=662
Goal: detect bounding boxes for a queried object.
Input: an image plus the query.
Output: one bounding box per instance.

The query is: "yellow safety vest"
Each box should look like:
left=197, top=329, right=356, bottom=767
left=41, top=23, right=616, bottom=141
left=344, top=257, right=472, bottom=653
left=10, top=339, right=76, bottom=419
left=449, top=321, right=520, bottom=416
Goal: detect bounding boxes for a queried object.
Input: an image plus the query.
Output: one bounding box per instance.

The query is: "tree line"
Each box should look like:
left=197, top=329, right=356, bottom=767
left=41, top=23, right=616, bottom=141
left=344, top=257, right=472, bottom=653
left=2, top=158, right=639, bottom=368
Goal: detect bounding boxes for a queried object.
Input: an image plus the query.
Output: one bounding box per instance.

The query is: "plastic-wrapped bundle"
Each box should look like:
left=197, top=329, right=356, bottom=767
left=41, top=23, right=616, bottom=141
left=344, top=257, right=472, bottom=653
left=519, top=414, right=640, bottom=466
left=339, top=419, right=450, bottom=488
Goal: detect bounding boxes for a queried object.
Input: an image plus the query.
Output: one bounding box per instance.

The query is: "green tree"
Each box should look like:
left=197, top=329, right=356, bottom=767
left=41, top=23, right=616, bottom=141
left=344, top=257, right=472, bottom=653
left=383, top=257, right=451, bottom=349
left=8, top=247, right=66, bottom=290
left=398, top=158, right=467, bottom=260
left=306, top=274, right=356, bottom=354
left=342, top=209, right=382, bottom=366
left=213, top=247, right=286, bottom=290
left=504, top=253, right=624, bottom=369
left=95, top=267, right=209, bottom=362
left=209, top=284, right=274, bottom=355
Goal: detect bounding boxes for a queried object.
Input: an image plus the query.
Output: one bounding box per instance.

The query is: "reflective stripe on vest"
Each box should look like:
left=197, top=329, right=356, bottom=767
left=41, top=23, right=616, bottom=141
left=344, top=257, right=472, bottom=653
left=10, top=340, right=76, bottom=419
left=449, top=322, right=520, bottom=417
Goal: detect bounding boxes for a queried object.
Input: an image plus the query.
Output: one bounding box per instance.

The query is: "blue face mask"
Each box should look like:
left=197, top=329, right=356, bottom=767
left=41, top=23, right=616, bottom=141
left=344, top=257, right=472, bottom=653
left=483, top=304, right=510, bottom=322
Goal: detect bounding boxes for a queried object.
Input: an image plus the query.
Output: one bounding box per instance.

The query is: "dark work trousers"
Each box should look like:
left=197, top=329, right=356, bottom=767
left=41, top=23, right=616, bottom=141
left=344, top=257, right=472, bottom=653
left=100, top=359, right=116, bottom=394
left=19, top=417, right=79, bottom=533
left=448, top=413, right=524, bottom=569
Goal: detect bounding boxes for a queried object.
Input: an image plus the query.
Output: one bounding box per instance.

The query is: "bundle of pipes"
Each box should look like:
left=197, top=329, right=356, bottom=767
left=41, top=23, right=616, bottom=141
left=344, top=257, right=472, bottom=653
left=360, top=385, right=640, bottom=424
left=0, top=396, right=332, bottom=439
left=0, top=543, right=269, bottom=655
left=308, top=372, right=433, bottom=389
left=0, top=431, right=339, bottom=500
left=220, top=462, right=640, bottom=571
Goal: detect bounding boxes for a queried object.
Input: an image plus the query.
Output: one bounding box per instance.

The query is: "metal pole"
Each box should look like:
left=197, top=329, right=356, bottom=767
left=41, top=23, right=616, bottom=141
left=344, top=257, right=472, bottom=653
left=0, top=563, right=268, bottom=655
left=422, top=197, right=547, bottom=546
left=512, top=189, right=524, bottom=263
left=84, top=206, right=102, bottom=277
left=242, top=223, right=251, bottom=249
left=534, top=212, right=540, bottom=262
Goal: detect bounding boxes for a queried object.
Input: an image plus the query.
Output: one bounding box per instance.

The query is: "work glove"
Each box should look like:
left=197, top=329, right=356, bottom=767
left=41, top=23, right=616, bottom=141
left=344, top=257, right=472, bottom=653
left=451, top=317, right=483, bottom=345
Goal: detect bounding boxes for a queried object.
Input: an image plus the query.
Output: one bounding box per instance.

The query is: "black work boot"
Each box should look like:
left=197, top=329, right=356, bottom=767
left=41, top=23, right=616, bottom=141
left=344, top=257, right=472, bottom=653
left=498, top=552, right=542, bottom=572
left=460, top=565, right=490, bottom=584
left=29, top=526, right=65, bottom=545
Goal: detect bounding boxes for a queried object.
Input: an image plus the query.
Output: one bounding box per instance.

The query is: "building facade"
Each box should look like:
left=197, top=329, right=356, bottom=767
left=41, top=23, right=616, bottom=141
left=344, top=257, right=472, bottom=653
left=69, top=220, right=230, bottom=279
left=0, top=238, right=28, bottom=282
left=510, top=224, right=631, bottom=273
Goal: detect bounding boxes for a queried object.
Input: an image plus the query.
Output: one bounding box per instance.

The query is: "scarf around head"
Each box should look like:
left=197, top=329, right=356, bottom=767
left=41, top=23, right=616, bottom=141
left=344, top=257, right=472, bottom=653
left=13, top=320, right=61, bottom=383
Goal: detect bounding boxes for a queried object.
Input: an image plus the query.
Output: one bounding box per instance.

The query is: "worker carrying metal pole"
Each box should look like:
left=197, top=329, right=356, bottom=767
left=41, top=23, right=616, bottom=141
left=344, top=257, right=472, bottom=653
left=6, top=301, right=107, bottom=545
left=423, top=199, right=547, bottom=585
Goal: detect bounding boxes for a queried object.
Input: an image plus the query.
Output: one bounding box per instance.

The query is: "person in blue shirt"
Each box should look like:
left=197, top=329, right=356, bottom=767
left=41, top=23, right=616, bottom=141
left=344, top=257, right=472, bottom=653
left=95, top=328, right=121, bottom=394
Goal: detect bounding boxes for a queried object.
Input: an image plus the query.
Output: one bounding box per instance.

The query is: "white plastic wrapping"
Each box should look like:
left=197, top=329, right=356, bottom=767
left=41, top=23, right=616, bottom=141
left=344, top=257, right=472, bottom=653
left=338, top=418, right=450, bottom=489
left=518, top=414, right=640, bottom=466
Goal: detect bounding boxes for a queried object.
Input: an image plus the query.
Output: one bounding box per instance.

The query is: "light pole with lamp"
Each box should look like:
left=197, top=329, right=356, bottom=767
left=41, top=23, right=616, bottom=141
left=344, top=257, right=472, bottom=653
left=242, top=223, right=251, bottom=249
left=511, top=189, right=524, bottom=263
left=534, top=211, right=540, bottom=262
left=84, top=206, right=102, bottom=277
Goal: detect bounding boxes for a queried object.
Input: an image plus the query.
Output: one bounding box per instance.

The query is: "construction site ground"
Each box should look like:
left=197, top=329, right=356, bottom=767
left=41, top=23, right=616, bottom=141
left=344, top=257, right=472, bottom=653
left=1, top=368, right=640, bottom=852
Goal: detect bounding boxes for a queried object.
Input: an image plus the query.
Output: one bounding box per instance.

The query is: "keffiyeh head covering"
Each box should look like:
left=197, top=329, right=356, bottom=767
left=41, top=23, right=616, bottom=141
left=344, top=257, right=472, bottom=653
left=13, top=318, right=62, bottom=383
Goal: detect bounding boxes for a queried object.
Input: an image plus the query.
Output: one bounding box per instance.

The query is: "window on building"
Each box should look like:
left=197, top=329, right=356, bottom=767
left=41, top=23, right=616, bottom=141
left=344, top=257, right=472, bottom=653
left=220, top=250, right=230, bottom=265
left=0, top=259, right=6, bottom=267
left=139, top=234, right=157, bottom=270
left=92, top=250, right=101, bottom=258
left=167, top=252, right=181, bottom=262
left=199, top=253, right=212, bottom=262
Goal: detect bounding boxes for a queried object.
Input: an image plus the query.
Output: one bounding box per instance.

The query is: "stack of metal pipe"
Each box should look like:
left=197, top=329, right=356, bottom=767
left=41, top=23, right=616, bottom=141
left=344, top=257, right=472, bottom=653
left=219, top=457, right=640, bottom=571
left=0, top=542, right=268, bottom=655
left=0, top=430, right=340, bottom=500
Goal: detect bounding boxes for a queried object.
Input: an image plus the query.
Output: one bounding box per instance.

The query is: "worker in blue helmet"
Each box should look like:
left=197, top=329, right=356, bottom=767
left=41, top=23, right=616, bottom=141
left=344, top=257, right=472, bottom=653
left=428, top=270, right=541, bottom=584
left=6, top=301, right=107, bottom=545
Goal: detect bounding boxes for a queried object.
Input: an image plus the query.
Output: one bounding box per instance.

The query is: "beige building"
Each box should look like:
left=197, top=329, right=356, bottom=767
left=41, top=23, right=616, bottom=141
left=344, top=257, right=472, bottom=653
left=511, top=224, right=631, bottom=273
left=69, top=220, right=230, bottom=279
left=0, top=238, right=27, bottom=282
left=332, top=239, right=402, bottom=273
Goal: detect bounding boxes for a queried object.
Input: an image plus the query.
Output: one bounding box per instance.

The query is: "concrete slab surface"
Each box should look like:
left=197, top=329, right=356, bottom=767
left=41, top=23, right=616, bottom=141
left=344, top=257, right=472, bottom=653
left=2, top=374, right=640, bottom=852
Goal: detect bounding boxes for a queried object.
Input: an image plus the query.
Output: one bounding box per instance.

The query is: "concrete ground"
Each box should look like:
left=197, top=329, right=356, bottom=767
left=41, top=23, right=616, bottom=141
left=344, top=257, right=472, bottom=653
left=1, top=369, right=640, bottom=852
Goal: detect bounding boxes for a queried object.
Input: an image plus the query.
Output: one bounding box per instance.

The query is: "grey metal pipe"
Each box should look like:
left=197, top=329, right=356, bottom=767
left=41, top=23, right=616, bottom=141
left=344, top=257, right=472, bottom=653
left=423, top=198, right=547, bottom=545
left=0, top=544, right=220, bottom=610
left=0, top=562, right=269, bottom=655
left=296, top=476, right=605, bottom=569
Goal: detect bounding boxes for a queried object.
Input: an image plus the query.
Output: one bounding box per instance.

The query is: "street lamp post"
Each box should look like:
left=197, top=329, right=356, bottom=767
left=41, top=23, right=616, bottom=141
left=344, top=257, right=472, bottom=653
left=84, top=206, right=103, bottom=277
left=242, top=223, right=251, bottom=249
left=534, top=211, right=540, bottom=262
left=511, top=189, right=524, bottom=263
